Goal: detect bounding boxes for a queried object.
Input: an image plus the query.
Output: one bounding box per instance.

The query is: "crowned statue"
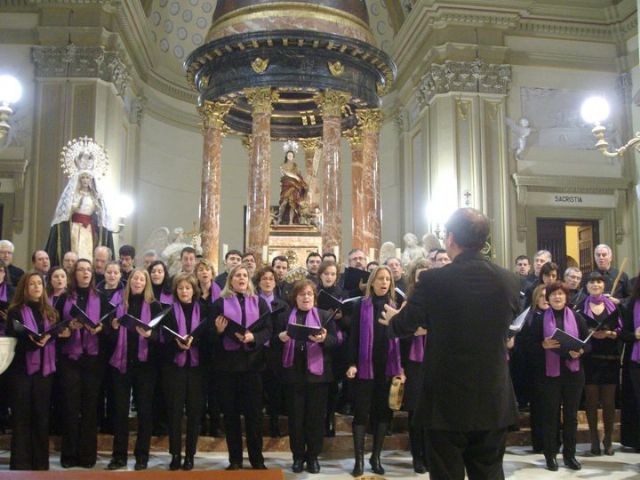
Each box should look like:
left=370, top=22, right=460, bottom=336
left=277, top=140, right=309, bottom=225
left=45, top=136, right=116, bottom=266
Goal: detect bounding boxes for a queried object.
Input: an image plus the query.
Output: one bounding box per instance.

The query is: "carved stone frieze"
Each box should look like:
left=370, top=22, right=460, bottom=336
left=417, top=59, right=511, bottom=107
left=32, top=44, right=131, bottom=97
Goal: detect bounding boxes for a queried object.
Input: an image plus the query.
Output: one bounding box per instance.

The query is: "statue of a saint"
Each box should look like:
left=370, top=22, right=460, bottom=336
left=45, top=137, right=115, bottom=266
left=277, top=143, right=308, bottom=225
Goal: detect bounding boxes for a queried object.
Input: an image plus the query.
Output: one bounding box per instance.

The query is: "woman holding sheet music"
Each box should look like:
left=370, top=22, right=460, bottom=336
left=106, top=269, right=162, bottom=471
left=346, top=265, right=403, bottom=477
left=520, top=281, right=590, bottom=471
left=580, top=271, right=621, bottom=456
left=211, top=264, right=271, bottom=470
left=58, top=258, right=110, bottom=469
left=160, top=273, right=207, bottom=471
left=275, top=279, right=337, bottom=474
left=5, top=271, right=66, bottom=470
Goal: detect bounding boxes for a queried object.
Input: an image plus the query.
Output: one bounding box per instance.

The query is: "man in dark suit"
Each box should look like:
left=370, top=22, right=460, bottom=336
left=382, top=208, right=520, bottom=480
left=581, top=243, right=630, bottom=301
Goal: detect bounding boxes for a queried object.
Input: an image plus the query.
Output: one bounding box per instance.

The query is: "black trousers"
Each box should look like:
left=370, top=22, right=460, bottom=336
left=58, top=355, right=105, bottom=465
left=427, top=428, right=508, bottom=480
left=111, top=362, right=157, bottom=461
left=627, top=365, right=640, bottom=439
left=263, top=366, right=284, bottom=418
left=286, top=382, right=328, bottom=460
left=352, top=377, right=393, bottom=426
left=9, top=371, right=53, bottom=470
left=216, top=371, right=264, bottom=466
left=162, top=363, right=204, bottom=457
left=536, top=374, right=584, bottom=458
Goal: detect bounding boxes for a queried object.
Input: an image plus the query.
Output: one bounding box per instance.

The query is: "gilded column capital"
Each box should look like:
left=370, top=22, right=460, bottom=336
left=300, top=137, right=321, bottom=153
left=199, top=101, right=233, bottom=130
left=242, top=135, right=254, bottom=152
left=344, top=127, right=363, bottom=149
left=244, top=87, right=280, bottom=114
left=356, top=108, right=383, bottom=133
left=314, top=90, right=351, bottom=117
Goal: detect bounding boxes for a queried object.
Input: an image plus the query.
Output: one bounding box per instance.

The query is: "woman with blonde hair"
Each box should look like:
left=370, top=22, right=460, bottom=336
left=106, top=269, right=162, bottom=471
left=346, top=265, right=403, bottom=477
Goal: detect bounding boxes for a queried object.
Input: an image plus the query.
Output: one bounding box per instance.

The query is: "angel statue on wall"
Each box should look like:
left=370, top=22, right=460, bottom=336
left=277, top=140, right=309, bottom=225
left=45, top=136, right=116, bottom=266
left=506, top=117, right=532, bottom=161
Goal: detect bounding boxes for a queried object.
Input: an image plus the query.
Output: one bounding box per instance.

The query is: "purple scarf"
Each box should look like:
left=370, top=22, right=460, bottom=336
left=260, top=292, right=274, bottom=347
left=222, top=295, right=259, bottom=351
left=0, top=282, right=7, bottom=302
left=174, top=302, right=200, bottom=367
left=109, top=300, right=151, bottom=373
left=543, top=307, right=580, bottom=377
left=584, top=295, right=620, bottom=330
left=358, top=297, right=401, bottom=379
left=110, top=288, right=124, bottom=307
left=159, top=291, right=173, bottom=305
left=61, top=290, right=101, bottom=360
left=208, top=282, right=221, bottom=302
left=282, top=307, right=324, bottom=375
left=631, top=300, right=640, bottom=363
left=409, top=335, right=426, bottom=362
left=22, top=305, right=56, bottom=377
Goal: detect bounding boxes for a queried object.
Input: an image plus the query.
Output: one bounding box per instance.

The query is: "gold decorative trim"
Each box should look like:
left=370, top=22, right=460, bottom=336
left=328, top=60, right=344, bottom=77
left=199, top=101, right=233, bottom=130
left=244, top=87, right=280, bottom=114
left=356, top=108, right=383, bottom=133
left=251, top=57, right=269, bottom=74
left=344, top=127, right=363, bottom=149
left=300, top=137, right=321, bottom=152
left=314, top=90, right=351, bottom=117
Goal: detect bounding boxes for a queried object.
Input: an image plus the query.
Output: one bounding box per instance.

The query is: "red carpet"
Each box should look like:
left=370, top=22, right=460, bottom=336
left=0, top=470, right=285, bottom=480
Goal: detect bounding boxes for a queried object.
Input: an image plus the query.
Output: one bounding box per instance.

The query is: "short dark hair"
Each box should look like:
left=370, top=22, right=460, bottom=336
left=538, top=262, right=559, bottom=283
left=545, top=281, right=570, bottom=302
left=322, top=252, right=337, bottom=262
left=254, top=266, right=276, bottom=285
left=225, top=249, right=242, bottom=261
left=119, top=245, right=136, bottom=258
left=271, top=255, right=289, bottom=267
left=242, top=252, right=256, bottom=261
left=317, top=260, right=338, bottom=277
left=289, top=279, right=318, bottom=306
left=366, top=261, right=379, bottom=270
left=515, top=255, right=530, bottom=264
left=180, top=246, right=196, bottom=258
left=31, top=250, right=47, bottom=263
left=444, top=208, right=489, bottom=251
left=306, top=252, right=321, bottom=264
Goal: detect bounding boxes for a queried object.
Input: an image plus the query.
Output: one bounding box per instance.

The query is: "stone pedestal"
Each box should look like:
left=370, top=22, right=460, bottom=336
left=199, top=101, right=232, bottom=267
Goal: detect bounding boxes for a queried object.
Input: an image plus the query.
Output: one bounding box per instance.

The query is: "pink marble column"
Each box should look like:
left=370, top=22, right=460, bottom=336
left=316, top=90, right=350, bottom=252
left=356, top=109, right=383, bottom=256
left=199, top=101, right=232, bottom=268
left=245, top=88, right=278, bottom=265
left=345, top=127, right=365, bottom=249
left=301, top=137, right=321, bottom=208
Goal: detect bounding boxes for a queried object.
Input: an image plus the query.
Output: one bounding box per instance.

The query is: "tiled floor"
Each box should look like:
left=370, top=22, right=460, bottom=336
left=1, top=445, right=639, bottom=478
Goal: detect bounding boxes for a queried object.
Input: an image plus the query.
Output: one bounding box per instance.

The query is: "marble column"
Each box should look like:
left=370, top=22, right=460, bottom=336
left=315, top=90, right=350, bottom=252
left=300, top=137, right=321, bottom=208
left=198, top=101, right=232, bottom=268
left=356, top=108, right=383, bottom=257
left=245, top=87, right=279, bottom=264
left=345, top=127, right=365, bottom=248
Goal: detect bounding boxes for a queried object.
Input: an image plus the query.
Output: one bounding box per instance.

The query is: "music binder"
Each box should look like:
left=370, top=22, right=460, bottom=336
left=343, top=267, right=370, bottom=291
left=550, top=328, right=587, bottom=352
left=317, top=290, right=361, bottom=312
left=223, top=306, right=283, bottom=337
left=286, top=323, right=323, bottom=341
left=16, top=317, right=72, bottom=340
left=508, top=307, right=530, bottom=338
left=119, top=307, right=171, bottom=332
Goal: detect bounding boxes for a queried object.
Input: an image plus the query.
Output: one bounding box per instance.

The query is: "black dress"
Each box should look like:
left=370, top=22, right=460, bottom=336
left=582, top=307, right=620, bottom=385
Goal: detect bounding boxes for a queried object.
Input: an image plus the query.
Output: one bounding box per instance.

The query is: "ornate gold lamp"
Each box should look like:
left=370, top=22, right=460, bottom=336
left=0, top=74, right=23, bottom=146
left=581, top=96, right=640, bottom=158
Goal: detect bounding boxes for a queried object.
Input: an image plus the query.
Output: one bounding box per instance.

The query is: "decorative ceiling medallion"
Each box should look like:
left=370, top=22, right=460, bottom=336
left=251, top=57, right=269, bottom=74
left=328, top=60, right=344, bottom=77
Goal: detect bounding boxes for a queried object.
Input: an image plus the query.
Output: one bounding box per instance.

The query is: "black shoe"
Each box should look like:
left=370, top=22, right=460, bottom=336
left=563, top=456, right=581, bottom=470
left=182, top=456, right=194, bottom=471
left=292, top=459, right=305, bottom=473
left=307, top=458, right=320, bottom=474
left=413, top=457, right=427, bottom=474
left=134, top=460, right=147, bottom=471
left=370, top=457, right=385, bottom=475
left=590, top=445, right=601, bottom=456
left=545, top=455, right=558, bottom=471
left=169, top=455, right=181, bottom=471
left=604, top=443, right=615, bottom=456
left=106, top=459, right=127, bottom=470
left=78, top=461, right=96, bottom=469
left=352, top=424, right=366, bottom=477
left=61, top=459, right=77, bottom=469
left=251, top=463, right=267, bottom=469
left=226, top=463, right=242, bottom=470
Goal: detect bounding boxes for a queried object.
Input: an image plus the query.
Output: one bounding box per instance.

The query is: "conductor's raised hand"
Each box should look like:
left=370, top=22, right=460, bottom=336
left=380, top=303, right=401, bottom=325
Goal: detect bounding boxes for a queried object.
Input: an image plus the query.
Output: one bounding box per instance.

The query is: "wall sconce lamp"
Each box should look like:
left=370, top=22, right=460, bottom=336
left=581, top=96, right=640, bottom=158
left=0, top=74, right=23, bottom=146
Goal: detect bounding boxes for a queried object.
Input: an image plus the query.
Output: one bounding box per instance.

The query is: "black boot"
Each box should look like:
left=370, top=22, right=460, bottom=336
left=370, top=422, right=387, bottom=475
left=351, top=424, right=366, bottom=477
left=325, top=411, right=336, bottom=437
left=410, top=423, right=428, bottom=473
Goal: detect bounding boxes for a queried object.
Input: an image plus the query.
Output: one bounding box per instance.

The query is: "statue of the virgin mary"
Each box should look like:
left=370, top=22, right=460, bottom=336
left=45, top=137, right=116, bottom=266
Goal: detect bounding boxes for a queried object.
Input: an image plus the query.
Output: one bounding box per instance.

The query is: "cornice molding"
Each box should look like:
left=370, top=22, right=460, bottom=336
left=512, top=173, right=630, bottom=196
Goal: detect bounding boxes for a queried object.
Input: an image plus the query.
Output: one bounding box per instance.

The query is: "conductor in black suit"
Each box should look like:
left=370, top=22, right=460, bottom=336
left=381, top=208, right=520, bottom=480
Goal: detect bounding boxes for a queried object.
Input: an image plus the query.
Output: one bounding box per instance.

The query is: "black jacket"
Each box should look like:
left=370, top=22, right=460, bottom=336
left=388, top=250, right=520, bottom=431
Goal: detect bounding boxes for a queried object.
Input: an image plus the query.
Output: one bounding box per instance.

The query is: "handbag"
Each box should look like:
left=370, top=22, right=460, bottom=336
left=388, top=375, right=405, bottom=411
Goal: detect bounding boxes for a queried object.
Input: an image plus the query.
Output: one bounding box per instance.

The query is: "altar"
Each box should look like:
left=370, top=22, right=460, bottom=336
left=267, top=224, right=322, bottom=269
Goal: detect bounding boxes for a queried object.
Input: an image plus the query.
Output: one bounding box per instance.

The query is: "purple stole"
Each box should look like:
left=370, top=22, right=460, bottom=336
left=282, top=307, right=324, bottom=376
left=173, top=302, right=200, bottom=367
left=358, top=297, right=401, bottom=379
left=222, top=295, right=259, bottom=351
left=0, top=282, right=7, bottom=302
left=208, top=282, right=221, bottom=303
left=61, top=290, right=101, bottom=360
left=109, top=300, right=151, bottom=373
left=109, top=288, right=124, bottom=307
left=631, top=300, right=640, bottom=363
left=260, top=292, right=274, bottom=347
left=584, top=295, right=620, bottom=330
left=21, top=305, right=56, bottom=377
left=409, top=334, right=426, bottom=363
left=159, top=291, right=173, bottom=305
left=543, top=307, right=580, bottom=377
